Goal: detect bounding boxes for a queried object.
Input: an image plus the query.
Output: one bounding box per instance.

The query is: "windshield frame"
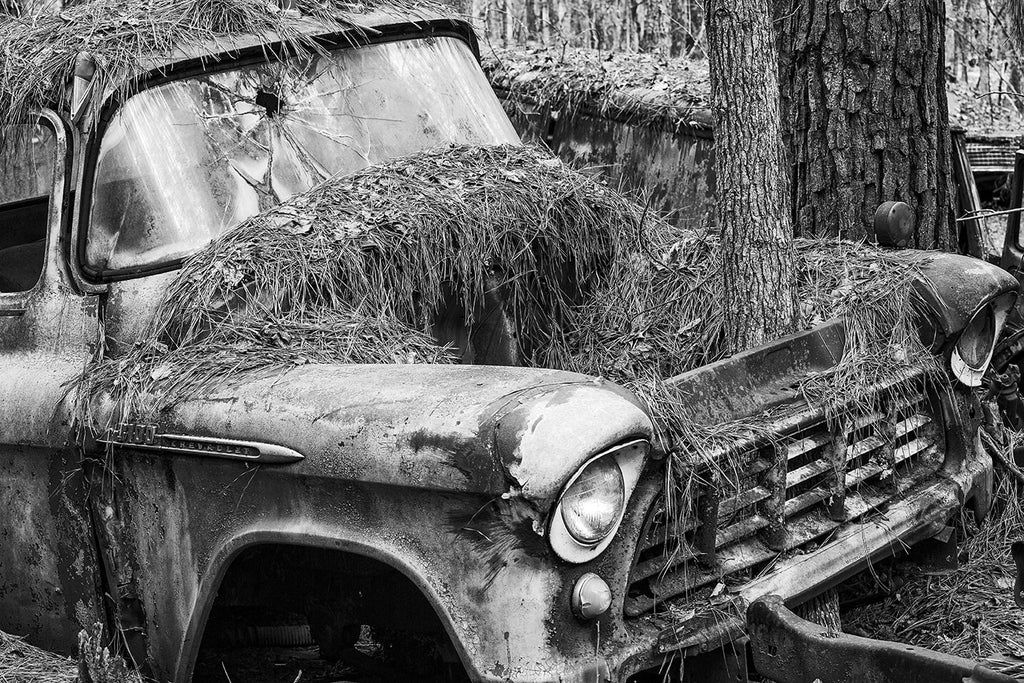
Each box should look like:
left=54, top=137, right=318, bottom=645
left=76, top=19, right=482, bottom=283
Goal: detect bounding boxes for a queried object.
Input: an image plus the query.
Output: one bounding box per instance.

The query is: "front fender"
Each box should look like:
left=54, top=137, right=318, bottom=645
left=913, top=251, right=1018, bottom=346
left=87, top=363, right=655, bottom=681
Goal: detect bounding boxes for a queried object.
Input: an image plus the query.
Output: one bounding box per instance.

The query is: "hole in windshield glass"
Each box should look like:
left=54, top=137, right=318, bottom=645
left=254, top=90, right=285, bottom=118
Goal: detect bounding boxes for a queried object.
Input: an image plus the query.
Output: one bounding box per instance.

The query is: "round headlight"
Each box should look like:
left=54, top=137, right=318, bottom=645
left=951, top=304, right=997, bottom=387
left=956, top=305, right=995, bottom=370
left=560, top=457, right=625, bottom=545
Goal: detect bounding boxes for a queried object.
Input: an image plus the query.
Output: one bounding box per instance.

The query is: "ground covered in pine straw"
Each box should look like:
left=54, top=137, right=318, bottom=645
left=842, top=463, right=1024, bottom=678
left=0, top=631, right=76, bottom=683
left=0, top=625, right=143, bottom=683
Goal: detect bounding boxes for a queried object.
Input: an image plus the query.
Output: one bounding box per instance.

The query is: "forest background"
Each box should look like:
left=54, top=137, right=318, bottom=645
left=465, top=0, right=1024, bottom=136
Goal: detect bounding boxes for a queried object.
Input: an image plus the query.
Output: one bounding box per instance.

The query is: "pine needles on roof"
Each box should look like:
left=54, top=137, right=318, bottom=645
left=482, top=45, right=712, bottom=131
left=0, top=0, right=456, bottom=126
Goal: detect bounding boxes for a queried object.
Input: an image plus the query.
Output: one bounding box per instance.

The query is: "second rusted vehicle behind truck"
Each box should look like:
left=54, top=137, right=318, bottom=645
left=0, top=5, right=1020, bottom=682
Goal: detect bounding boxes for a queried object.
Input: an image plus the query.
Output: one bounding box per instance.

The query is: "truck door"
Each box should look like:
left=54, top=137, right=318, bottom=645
left=0, top=111, right=107, bottom=654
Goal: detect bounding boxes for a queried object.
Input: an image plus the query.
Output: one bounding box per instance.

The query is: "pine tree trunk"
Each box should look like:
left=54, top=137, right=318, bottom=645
left=707, top=0, right=798, bottom=354
left=469, top=0, right=484, bottom=36
left=502, top=0, right=513, bottom=46
left=655, top=0, right=671, bottom=56
left=775, top=0, right=954, bottom=249
left=540, top=0, right=550, bottom=44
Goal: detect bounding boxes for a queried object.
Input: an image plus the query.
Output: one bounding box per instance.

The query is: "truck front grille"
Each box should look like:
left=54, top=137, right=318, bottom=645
left=624, top=385, right=943, bottom=617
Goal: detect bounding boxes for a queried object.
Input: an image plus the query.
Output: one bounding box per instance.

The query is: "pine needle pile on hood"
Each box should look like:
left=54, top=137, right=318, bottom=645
left=77, top=144, right=638, bottom=427
left=78, top=142, right=938, bottom=454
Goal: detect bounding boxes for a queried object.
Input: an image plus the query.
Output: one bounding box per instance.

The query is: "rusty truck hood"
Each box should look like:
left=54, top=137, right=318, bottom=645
left=95, top=363, right=654, bottom=500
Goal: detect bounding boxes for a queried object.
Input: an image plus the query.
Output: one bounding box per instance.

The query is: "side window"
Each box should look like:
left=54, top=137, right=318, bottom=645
left=0, top=123, right=54, bottom=293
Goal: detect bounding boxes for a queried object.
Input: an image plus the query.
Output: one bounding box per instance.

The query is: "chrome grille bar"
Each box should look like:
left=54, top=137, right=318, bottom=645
left=762, top=441, right=788, bottom=551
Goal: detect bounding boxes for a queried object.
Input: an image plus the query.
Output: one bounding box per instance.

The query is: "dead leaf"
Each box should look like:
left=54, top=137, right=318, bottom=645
left=150, top=365, right=172, bottom=381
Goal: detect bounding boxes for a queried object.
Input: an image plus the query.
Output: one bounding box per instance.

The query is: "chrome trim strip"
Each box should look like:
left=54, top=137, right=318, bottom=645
left=100, top=426, right=304, bottom=464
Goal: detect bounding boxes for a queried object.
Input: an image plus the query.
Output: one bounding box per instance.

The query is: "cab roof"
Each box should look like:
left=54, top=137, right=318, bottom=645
left=0, top=0, right=469, bottom=126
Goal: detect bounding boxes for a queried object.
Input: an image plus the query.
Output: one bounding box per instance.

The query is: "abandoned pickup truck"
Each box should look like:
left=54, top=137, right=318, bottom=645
left=0, top=4, right=1021, bottom=683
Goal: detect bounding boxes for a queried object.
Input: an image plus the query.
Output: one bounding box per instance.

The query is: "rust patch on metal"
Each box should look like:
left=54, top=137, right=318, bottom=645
left=451, top=495, right=548, bottom=590
left=406, top=428, right=504, bottom=490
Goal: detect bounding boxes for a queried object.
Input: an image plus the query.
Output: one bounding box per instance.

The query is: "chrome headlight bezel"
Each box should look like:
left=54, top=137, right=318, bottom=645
left=549, top=439, right=648, bottom=564
left=950, top=292, right=1015, bottom=387
left=950, top=305, right=996, bottom=387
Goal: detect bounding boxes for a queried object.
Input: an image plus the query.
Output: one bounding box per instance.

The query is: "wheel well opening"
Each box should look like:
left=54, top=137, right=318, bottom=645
left=193, top=544, right=467, bottom=682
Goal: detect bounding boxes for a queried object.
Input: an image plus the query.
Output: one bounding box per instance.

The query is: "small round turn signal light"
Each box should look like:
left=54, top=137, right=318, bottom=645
left=571, top=572, right=612, bottom=620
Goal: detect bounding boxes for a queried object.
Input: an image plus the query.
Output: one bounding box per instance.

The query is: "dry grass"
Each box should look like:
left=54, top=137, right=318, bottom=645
left=843, top=461, right=1024, bottom=676
left=0, top=624, right=143, bottom=683
left=0, top=0, right=456, bottom=127
left=76, top=624, right=143, bottom=683
left=0, top=631, right=76, bottom=683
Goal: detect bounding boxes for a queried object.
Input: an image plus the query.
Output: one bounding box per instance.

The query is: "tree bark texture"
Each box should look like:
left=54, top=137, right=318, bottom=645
left=775, top=0, right=954, bottom=249
left=707, top=0, right=798, bottom=353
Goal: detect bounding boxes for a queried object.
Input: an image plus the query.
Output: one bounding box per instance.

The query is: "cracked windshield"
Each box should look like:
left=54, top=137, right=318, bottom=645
left=86, top=36, right=519, bottom=271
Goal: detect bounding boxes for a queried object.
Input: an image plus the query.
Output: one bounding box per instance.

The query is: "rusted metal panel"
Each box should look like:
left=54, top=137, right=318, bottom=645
left=0, top=111, right=106, bottom=654
left=0, top=447, right=104, bottom=653
left=93, top=364, right=654, bottom=497
left=664, top=319, right=846, bottom=425
left=914, top=252, right=1018, bottom=341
